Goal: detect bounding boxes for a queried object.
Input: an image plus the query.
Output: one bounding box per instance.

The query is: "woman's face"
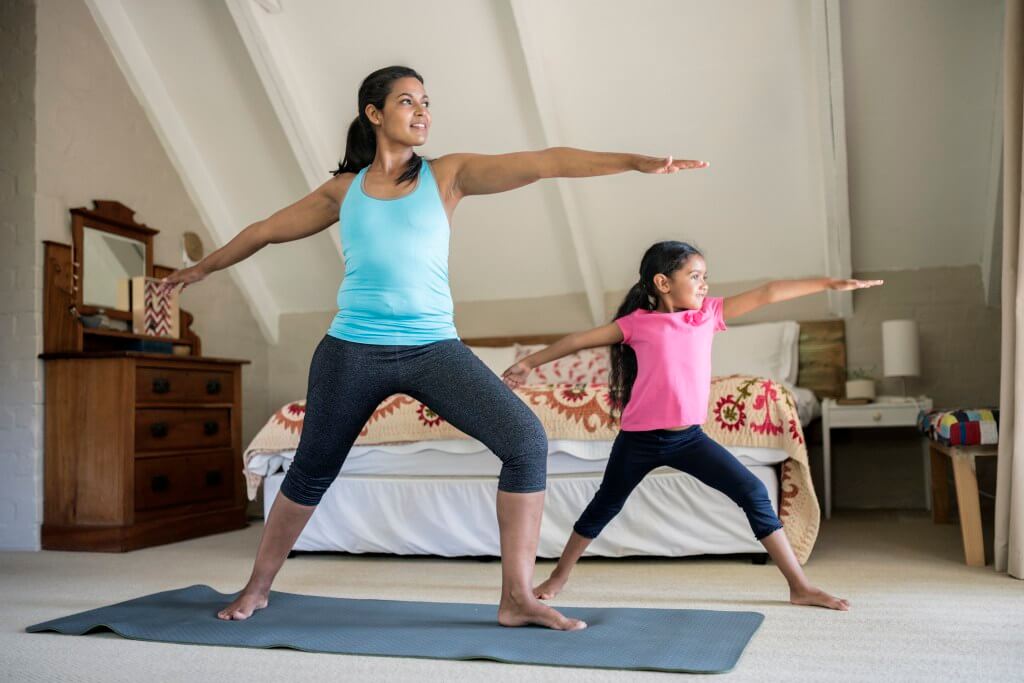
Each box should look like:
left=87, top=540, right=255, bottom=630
left=657, top=255, right=708, bottom=311
left=367, top=76, right=430, bottom=147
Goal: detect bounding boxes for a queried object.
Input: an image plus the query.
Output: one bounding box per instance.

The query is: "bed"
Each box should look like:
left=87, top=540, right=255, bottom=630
left=245, top=320, right=845, bottom=563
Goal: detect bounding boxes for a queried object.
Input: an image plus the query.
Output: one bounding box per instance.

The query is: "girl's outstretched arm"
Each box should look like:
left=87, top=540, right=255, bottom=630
left=438, top=148, right=708, bottom=198
left=501, top=323, right=623, bottom=389
left=722, top=277, right=883, bottom=320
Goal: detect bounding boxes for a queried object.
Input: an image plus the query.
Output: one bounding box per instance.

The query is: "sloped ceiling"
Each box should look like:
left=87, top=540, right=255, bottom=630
left=84, top=0, right=1003, bottom=341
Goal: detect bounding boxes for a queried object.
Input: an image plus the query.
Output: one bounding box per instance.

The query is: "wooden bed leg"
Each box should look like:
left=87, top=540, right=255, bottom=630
left=951, top=451, right=985, bottom=567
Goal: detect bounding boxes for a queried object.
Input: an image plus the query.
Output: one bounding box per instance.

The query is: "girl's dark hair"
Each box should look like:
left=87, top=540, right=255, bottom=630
left=332, top=66, right=425, bottom=185
left=609, top=240, right=704, bottom=419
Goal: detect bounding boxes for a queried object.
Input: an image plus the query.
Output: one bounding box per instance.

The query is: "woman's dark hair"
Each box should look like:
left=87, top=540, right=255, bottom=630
left=609, top=240, right=704, bottom=420
left=332, top=66, right=425, bottom=185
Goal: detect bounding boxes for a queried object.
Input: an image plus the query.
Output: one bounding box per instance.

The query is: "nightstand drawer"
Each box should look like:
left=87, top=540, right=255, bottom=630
left=135, top=408, right=232, bottom=452
left=828, top=403, right=922, bottom=428
left=135, top=451, right=236, bottom=511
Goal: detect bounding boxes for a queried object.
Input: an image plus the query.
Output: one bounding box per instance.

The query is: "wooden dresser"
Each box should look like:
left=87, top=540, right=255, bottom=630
left=40, top=201, right=250, bottom=551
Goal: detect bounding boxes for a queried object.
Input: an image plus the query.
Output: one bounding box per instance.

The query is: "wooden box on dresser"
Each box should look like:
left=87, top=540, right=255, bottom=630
left=40, top=200, right=249, bottom=551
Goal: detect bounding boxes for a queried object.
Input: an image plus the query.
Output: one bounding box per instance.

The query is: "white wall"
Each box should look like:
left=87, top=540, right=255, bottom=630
left=841, top=0, right=1004, bottom=272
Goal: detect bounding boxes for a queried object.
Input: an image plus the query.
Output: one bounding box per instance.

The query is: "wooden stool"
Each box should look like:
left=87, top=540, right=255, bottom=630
left=929, top=442, right=998, bottom=566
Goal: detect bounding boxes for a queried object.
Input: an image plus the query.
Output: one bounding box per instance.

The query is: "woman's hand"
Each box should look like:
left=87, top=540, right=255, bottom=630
left=827, top=278, right=884, bottom=291
left=634, top=155, right=709, bottom=174
left=501, top=362, right=532, bottom=389
left=161, top=264, right=209, bottom=292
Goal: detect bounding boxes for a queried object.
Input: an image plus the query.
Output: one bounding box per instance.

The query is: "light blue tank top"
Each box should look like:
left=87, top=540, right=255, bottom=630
left=327, top=161, right=459, bottom=345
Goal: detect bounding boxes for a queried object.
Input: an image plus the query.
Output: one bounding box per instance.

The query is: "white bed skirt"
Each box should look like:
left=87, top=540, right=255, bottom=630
left=264, top=466, right=778, bottom=558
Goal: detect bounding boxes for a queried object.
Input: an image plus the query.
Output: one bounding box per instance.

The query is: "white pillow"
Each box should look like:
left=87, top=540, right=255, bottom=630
left=468, top=345, right=518, bottom=377
left=712, top=321, right=800, bottom=384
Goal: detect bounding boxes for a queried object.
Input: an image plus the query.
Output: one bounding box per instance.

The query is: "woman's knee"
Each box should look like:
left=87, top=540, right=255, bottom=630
left=495, top=413, right=547, bottom=493
left=279, top=461, right=336, bottom=507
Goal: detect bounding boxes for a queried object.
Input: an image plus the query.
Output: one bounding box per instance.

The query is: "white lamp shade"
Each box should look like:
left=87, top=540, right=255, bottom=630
left=882, top=319, right=920, bottom=377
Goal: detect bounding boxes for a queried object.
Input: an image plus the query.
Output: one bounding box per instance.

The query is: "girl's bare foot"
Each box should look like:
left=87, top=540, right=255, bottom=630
left=533, top=574, right=568, bottom=600
left=790, top=586, right=850, bottom=611
left=498, top=590, right=586, bottom=630
left=217, top=588, right=269, bottom=620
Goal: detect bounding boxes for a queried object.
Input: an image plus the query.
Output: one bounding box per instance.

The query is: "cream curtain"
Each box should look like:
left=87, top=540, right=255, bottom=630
left=996, top=0, right=1024, bottom=578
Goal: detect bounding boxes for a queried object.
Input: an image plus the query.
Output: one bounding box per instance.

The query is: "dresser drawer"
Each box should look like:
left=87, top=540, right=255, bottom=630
left=186, top=370, right=234, bottom=403
left=135, top=408, right=232, bottom=452
left=136, top=367, right=235, bottom=404
left=136, top=367, right=191, bottom=403
left=135, top=451, right=236, bottom=511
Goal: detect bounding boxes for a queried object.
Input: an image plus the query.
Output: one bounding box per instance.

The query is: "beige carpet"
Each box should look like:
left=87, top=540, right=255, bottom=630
left=2, top=512, right=1022, bottom=682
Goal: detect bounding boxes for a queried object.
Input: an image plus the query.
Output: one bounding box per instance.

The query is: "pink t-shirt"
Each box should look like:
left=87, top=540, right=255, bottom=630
left=613, top=296, right=728, bottom=431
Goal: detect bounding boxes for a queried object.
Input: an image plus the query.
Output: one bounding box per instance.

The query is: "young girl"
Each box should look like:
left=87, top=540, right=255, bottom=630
left=503, top=241, right=880, bottom=611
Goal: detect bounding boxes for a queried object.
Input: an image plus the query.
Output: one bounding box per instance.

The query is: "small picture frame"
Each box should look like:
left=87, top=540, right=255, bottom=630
left=128, top=276, right=180, bottom=338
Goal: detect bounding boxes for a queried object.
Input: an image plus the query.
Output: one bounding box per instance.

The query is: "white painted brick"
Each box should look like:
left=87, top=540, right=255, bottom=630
left=14, top=266, right=38, bottom=291
left=0, top=500, right=15, bottom=524
left=12, top=311, right=39, bottom=336
left=12, top=404, right=35, bottom=429
left=0, top=289, right=35, bottom=313
left=0, top=313, right=13, bottom=337
left=11, top=358, right=39, bottom=382
left=0, top=409, right=14, bottom=430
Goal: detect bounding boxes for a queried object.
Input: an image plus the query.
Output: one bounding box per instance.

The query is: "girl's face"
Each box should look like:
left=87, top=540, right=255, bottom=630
left=655, top=254, right=708, bottom=311
left=366, top=76, right=431, bottom=147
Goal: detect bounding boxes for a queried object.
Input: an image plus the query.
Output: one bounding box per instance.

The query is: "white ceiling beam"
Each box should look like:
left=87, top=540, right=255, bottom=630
left=509, top=0, right=607, bottom=326
left=225, top=0, right=343, bottom=258
left=85, top=0, right=280, bottom=343
left=811, top=0, right=854, bottom=318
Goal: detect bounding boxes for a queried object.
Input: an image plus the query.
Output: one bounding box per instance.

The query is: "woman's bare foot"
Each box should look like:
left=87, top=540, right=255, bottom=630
left=217, top=587, right=269, bottom=620
left=498, top=590, right=586, bottom=630
left=533, top=574, right=568, bottom=600
left=790, top=586, right=850, bottom=611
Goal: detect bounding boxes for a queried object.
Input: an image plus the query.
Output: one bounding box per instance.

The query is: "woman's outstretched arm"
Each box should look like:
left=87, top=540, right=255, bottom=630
left=162, top=174, right=353, bottom=289
left=438, top=147, right=708, bottom=198
left=502, top=323, right=623, bottom=388
left=722, top=277, right=884, bottom=320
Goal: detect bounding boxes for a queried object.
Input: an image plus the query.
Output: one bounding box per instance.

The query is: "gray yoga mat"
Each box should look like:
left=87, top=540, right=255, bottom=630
left=27, top=585, right=763, bottom=674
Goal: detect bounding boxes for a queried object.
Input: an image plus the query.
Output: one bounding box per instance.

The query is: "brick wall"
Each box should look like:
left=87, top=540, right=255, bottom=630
left=0, top=0, right=41, bottom=550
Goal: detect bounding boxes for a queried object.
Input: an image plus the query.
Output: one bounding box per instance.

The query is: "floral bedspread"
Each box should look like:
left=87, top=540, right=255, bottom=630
left=244, top=375, right=819, bottom=562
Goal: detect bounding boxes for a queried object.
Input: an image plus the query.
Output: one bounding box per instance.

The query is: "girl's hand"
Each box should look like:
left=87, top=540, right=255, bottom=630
left=501, top=362, right=532, bottom=389
left=827, top=278, right=884, bottom=291
left=634, top=155, right=709, bottom=174
left=161, top=264, right=209, bottom=292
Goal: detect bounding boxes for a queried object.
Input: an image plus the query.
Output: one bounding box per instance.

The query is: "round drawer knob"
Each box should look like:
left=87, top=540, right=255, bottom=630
left=872, top=412, right=882, bottom=421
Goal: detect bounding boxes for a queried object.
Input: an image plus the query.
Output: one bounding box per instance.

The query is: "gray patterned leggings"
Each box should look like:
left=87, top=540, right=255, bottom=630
left=280, top=335, right=548, bottom=506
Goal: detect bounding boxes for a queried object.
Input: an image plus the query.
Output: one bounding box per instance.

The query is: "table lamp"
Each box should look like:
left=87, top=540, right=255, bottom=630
left=882, top=319, right=920, bottom=398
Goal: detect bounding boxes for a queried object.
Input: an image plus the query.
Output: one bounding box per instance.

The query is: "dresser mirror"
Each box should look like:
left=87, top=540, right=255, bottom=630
left=71, top=200, right=156, bottom=320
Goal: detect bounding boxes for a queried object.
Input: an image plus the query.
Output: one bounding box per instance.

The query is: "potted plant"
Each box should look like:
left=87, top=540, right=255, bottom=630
left=846, top=367, right=877, bottom=400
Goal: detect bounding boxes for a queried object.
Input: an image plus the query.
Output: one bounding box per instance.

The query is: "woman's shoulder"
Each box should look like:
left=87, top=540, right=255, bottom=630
left=321, top=171, right=358, bottom=204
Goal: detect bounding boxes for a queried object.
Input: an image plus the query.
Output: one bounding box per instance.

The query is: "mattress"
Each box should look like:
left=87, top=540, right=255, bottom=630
left=263, top=463, right=780, bottom=558
left=248, top=439, right=790, bottom=478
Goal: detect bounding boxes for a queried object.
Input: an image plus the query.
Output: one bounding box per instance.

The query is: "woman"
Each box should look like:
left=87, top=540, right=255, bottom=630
left=164, top=66, right=707, bottom=631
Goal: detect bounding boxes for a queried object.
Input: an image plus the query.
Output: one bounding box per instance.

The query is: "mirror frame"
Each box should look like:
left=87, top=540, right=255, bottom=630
left=71, top=200, right=158, bottom=320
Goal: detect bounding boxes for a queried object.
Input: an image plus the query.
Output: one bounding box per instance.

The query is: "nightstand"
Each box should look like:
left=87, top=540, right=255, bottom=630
left=821, top=396, right=934, bottom=519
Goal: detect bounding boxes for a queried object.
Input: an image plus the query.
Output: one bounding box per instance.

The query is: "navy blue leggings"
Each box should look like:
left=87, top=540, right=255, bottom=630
left=574, top=426, right=784, bottom=541
left=280, top=335, right=548, bottom=506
